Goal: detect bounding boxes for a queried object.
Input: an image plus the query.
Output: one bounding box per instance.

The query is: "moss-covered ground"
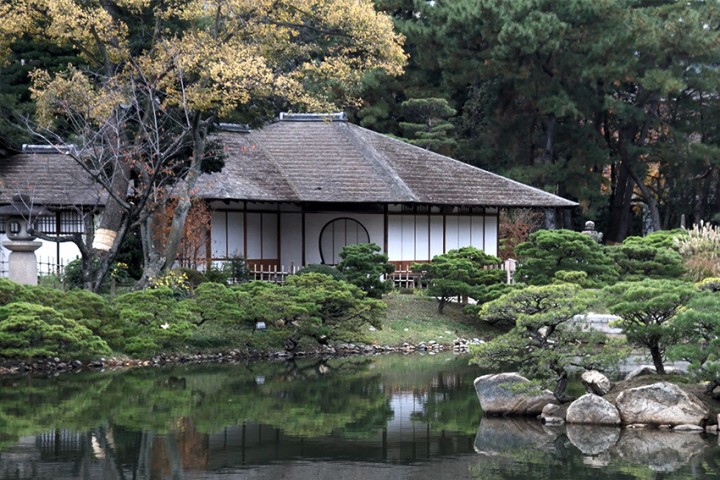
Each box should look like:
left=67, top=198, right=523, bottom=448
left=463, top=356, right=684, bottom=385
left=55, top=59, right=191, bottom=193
left=367, top=292, right=508, bottom=346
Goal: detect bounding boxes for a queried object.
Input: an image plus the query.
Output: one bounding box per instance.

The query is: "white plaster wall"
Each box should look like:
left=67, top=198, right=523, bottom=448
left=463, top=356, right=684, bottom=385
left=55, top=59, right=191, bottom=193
left=429, top=216, right=444, bottom=259
left=304, top=213, right=384, bottom=265
left=246, top=212, right=278, bottom=259
left=388, top=214, right=498, bottom=261
left=484, top=215, right=499, bottom=256
left=210, top=211, right=228, bottom=258
left=280, top=213, right=302, bottom=270
left=226, top=212, right=244, bottom=258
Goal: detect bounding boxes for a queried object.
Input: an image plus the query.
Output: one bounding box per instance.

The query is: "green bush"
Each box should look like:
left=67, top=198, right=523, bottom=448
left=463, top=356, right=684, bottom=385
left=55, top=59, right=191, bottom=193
left=515, top=229, right=618, bottom=287
left=337, top=243, right=394, bottom=298
left=296, top=263, right=345, bottom=281
left=697, top=277, right=720, bottom=292
left=203, top=265, right=229, bottom=284
left=472, top=284, right=629, bottom=400
left=0, top=278, right=25, bottom=305
left=667, top=291, right=720, bottom=392
left=235, top=274, right=386, bottom=350
left=0, top=302, right=111, bottom=360
left=113, top=287, right=199, bottom=356
left=604, top=279, right=697, bottom=374
left=413, top=246, right=504, bottom=314
left=608, top=235, right=686, bottom=281
left=192, top=282, right=253, bottom=327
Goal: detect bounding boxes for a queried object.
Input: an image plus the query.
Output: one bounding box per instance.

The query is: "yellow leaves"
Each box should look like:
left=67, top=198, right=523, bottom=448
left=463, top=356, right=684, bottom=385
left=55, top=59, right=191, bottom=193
left=44, top=0, right=130, bottom=64
left=18, top=0, right=406, bottom=119
left=30, top=66, right=128, bottom=128
left=114, top=0, right=151, bottom=13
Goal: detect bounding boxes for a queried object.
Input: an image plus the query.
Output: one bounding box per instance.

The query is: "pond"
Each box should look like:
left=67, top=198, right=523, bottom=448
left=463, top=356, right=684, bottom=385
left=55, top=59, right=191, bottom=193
left=0, top=353, right=718, bottom=479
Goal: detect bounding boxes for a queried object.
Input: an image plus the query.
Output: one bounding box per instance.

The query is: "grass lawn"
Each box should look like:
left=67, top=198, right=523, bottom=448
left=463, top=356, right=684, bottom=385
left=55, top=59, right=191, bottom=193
left=367, top=292, right=508, bottom=346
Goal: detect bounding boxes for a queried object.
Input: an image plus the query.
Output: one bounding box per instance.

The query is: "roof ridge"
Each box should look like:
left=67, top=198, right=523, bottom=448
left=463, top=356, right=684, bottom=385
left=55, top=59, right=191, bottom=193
left=250, top=129, right=303, bottom=201
left=352, top=123, right=577, bottom=208
left=340, top=123, right=419, bottom=202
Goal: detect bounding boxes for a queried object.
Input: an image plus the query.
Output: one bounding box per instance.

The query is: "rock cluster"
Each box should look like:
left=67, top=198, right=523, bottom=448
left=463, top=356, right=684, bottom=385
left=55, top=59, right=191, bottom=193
left=475, top=371, right=715, bottom=432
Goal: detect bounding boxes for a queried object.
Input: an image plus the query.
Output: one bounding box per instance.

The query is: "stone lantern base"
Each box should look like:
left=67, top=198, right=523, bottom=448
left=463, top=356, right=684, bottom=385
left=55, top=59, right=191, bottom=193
left=3, top=240, right=42, bottom=285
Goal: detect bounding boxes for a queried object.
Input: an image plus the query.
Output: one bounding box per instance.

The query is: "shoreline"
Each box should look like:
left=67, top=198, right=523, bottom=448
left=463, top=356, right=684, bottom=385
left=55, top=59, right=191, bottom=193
left=0, top=338, right=479, bottom=377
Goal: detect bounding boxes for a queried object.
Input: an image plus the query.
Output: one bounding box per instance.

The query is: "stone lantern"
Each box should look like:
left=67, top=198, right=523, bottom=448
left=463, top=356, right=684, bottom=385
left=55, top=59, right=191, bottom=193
left=0, top=194, right=47, bottom=285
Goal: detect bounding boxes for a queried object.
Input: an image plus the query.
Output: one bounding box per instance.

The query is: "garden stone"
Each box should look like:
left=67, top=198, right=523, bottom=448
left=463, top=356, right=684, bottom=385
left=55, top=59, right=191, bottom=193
left=474, top=372, right=557, bottom=415
left=581, top=370, right=612, bottom=396
left=615, top=382, right=709, bottom=426
left=566, top=393, right=621, bottom=425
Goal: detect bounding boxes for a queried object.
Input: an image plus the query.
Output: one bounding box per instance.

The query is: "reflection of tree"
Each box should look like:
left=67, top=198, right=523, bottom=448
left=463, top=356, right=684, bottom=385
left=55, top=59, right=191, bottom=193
left=0, top=357, right=392, bottom=448
left=189, top=357, right=392, bottom=438
left=410, top=379, right=482, bottom=435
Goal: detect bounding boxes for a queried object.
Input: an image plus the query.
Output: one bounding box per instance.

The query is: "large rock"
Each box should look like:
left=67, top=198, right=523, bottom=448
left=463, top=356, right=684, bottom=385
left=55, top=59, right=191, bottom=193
left=615, top=382, right=709, bottom=426
left=581, top=370, right=612, bottom=396
left=474, top=373, right=557, bottom=415
left=566, top=393, right=621, bottom=425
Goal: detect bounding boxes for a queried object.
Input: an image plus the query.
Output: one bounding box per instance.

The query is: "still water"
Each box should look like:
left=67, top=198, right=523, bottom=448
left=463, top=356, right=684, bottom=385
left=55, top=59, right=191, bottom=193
left=0, top=353, right=718, bottom=479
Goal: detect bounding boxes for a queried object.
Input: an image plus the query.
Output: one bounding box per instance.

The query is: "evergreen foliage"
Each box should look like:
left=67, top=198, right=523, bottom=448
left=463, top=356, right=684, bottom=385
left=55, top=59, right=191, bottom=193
left=608, top=236, right=686, bottom=281
left=364, top=0, right=720, bottom=239
left=337, top=243, right=394, bottom=298
left=0, top=302, right=111, bottom=359
left=668, top=291, right=720, bottom=392
left=296, top=264, right=346, bottom=281
left=472, top=284, right=628, bottom=401
left=113, top=287, right=198, bottom=356
left=515, top=230, right=618, bottom=287
left=604, top=279, right=697, bottom=374
left=413, top=247, right=504, bottom=314
left=237, top=274, right=386, bottom=350
left=398, top=98, right=457, bottom=154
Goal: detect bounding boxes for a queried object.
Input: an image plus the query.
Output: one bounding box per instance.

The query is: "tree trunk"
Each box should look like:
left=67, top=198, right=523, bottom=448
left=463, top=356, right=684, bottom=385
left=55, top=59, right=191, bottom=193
left=650, top=344, right=665, bottom=374
left=553, top=370, right=570, bottom=402
left=544, top=208, right=558, bottom=230
left=606, top=162, right=634, bottom=243
left=626, top=167, right=661, bottom=233
left=137, top=113, right=209, bottom=286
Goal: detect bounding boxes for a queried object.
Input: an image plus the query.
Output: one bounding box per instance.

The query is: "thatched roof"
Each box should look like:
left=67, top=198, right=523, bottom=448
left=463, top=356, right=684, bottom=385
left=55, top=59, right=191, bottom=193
left=0, top=151, right=105, bottom=207
left=0, top=114, right=577, bottom=209
left=198, top=115, right=577, bottom=208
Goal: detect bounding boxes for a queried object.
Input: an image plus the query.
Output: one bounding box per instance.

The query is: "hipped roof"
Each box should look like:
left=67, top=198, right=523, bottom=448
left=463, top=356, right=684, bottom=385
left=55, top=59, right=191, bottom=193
left=0, top=151, right=106, bottom=207
left=1, top=116, right=577, bottom=209
left=198, top=118, right=576, bottom=208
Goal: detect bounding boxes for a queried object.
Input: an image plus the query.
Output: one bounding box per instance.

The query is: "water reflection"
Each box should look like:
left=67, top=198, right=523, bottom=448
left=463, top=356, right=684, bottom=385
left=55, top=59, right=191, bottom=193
left=0, top=355, right=718, bottom=479
left=474, top=416, right=720, bottom=478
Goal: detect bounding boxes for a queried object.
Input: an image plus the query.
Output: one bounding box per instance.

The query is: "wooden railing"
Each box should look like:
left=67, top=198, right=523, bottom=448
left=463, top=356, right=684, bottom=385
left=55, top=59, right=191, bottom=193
left=388, top=258, right=517, bottom=289
left=246, top=260, right=298, bottom=284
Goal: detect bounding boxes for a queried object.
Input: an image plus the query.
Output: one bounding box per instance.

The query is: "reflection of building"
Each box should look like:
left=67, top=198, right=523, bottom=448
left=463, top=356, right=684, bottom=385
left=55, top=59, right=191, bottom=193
left=0, top=391, right=477, bottom=479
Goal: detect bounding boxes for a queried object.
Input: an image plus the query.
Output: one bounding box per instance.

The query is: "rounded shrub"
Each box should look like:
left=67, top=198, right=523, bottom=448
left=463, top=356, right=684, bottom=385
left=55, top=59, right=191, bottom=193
left=0, top=302, right=111, bottom=360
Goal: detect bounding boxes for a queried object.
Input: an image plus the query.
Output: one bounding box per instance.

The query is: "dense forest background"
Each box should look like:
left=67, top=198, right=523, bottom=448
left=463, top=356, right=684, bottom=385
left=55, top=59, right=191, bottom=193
left=3, top=0, right=720, bottom=243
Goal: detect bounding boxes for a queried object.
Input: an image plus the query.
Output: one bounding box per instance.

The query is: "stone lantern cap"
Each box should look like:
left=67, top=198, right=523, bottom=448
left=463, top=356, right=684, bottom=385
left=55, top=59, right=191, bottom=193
left=0, top=194, right=49, bottom=241
left=0, top=194, right=48, bottom=217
